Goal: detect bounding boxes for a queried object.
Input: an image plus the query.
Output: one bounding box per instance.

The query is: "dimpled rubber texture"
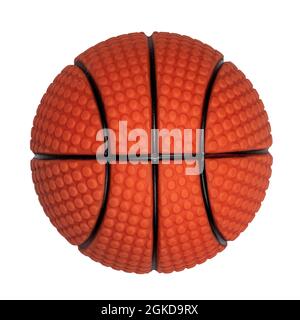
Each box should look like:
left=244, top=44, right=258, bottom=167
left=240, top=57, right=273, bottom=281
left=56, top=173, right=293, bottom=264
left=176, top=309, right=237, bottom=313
left=31, top=32, right=273, bottom=274
left=31, top=66, right=103, bottom=155
left=152, top=32, right=222, bottom=153
left=158, top=162, right=224, bottom=273
left=76, top=33, right=152, bottom=155
left=206, top=154, right=272, bottom=240
left=205, top=62, right=272, bottom=153
left=80, top=163, right=153, bottom=273
left=31, top=159, right=105, bottom=245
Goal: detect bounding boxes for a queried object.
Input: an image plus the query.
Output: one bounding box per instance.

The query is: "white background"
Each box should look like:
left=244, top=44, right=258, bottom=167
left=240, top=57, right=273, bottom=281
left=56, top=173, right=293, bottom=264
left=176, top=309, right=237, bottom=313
left=0, top=0, right=299, bottom=300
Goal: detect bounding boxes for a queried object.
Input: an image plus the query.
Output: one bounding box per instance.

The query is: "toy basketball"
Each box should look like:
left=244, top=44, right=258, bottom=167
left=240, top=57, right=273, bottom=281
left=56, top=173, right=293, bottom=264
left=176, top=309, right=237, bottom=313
left=30, top=32, right=272, bottom=273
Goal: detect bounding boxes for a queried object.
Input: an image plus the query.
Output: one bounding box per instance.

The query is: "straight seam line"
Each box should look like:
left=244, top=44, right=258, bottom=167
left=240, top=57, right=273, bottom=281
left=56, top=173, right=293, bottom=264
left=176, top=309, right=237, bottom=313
left=148, top=35, right=159, bottom=271
left=205, top=148, right=270, bottom=158
left=33, top=148, right=270, bottom=161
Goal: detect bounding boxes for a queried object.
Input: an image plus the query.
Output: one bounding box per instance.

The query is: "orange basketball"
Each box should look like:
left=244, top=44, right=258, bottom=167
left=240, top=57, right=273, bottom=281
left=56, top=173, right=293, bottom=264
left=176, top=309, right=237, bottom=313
left=30, top=32, right=272, bottom=273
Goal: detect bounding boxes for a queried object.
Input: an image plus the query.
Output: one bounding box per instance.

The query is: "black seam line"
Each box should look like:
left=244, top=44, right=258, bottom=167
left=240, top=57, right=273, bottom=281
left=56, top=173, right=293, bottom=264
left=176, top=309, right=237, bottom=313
left=34, top=154, right=96, bottom=160
left=205, top=148, right=270, bottom=158
left=74, top=60, right=111, bottom=250
left=200, top=59, right=227, bottom=247
left=201, top=59, right=224, bottom=130
left=148, top=35, right=158, bottom=271
left=33, top=153, right=201, bottom=161
left=33, top=148, right=270, bottom=161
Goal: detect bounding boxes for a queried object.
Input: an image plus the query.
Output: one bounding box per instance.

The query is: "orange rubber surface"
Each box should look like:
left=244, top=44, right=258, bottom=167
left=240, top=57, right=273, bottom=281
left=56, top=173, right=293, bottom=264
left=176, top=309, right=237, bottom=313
left=158, top=162, right=224, bottom=273
left=205, top=62, right=272, bottom=153
left=206, top=154, right=272, bottom=240
left=80, top=163, right=153, bottom=273
left=31, top=32, right=273, bottom=273
left=31, top=66, right=103, bottom=155
left=153, top=32, right=222, bottom=154
left=76, top=33, right=152, bottom=155
left=31, top=159, right=105, bottom=245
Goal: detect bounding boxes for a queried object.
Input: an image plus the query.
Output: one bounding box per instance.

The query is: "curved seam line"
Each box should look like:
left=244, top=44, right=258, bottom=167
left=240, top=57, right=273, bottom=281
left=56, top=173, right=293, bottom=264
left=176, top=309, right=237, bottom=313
left=74, top=60, right=111, bottom=250
left=148, top=35, right=158, bottom=271
left=200, top=59, right=227, bottom=246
